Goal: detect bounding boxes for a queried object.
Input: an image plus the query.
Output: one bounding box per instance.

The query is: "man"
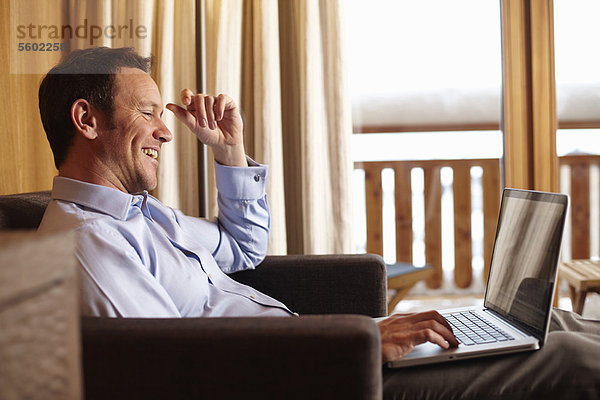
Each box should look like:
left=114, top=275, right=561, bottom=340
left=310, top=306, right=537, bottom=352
left=37, top=46, right=458, bottom=364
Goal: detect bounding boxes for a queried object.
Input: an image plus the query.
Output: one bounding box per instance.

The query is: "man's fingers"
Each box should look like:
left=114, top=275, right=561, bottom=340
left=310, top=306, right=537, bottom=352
left=408, top=319, right=458, bottom=348
left=166, top=103, right=196, bottom=130
left=383, top=312, right=459, bottom=347
left=204, top=95, right=216, bottom=129
left=181, top=89, right=194, bottom=106
left=411, top=328, right=450, bottom=349
left=169, top=92, right=225, bottom=132
left=193, top=95, right=208, bottom=128
left=214, top=93, right=232, bottom=121
left=399, top=310, right=454, bottom=333
left=418, top=320, right=459, bottom=347
left=378, top=309, right=461, bottom=363
left=387, top=312, right=415, bottom=319
left=176, top=91, right=234, bottom=130
left=389, top=323, right=456, bottom=349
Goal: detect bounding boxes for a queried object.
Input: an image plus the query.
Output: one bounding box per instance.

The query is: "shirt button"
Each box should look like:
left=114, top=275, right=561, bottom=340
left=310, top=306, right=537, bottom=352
left=250, top=294, right=257, bottom=299
left=253, top=175, right=261, bottom=182
left=208, top=273, right=213, bottom=280
left=293, top=312, right=300, bottom=317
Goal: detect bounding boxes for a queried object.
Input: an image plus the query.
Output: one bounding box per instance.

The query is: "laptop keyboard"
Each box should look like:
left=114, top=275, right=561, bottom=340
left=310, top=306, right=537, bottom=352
left=443, top=311, right=515, bottom=346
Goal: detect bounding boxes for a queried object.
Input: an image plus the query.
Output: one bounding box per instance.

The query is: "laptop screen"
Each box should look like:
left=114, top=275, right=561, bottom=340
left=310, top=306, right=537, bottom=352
left=484, top=189, right=568, bottom=343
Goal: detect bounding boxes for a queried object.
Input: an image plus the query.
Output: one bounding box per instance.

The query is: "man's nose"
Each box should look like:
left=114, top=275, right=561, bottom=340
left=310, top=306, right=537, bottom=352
left=155, top=119, right=173, bottom=143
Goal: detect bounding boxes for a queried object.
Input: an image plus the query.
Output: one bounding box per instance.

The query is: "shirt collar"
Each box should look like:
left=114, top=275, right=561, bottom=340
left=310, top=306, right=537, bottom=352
left=51, top=176, right=147, bottom=221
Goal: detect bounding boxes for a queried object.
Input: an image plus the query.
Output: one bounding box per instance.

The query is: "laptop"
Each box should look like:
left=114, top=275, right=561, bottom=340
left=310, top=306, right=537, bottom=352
left=387, top=188, right=569, bottom=368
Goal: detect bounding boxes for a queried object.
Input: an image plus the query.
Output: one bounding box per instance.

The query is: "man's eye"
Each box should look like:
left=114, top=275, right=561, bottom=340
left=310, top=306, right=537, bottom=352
left=143, top=112, right=153, bottom=117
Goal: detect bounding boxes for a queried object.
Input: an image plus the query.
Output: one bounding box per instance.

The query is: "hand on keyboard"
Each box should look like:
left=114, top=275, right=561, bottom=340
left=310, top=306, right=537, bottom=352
left=377, top=311, right=459, bottom=363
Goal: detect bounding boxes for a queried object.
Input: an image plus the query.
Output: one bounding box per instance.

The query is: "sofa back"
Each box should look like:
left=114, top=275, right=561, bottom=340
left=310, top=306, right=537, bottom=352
left=0, top=191, right=51, bottom=230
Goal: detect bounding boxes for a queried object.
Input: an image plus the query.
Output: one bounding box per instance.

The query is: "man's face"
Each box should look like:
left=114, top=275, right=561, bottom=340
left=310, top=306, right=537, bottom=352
left=95, top=67, right=172, bottom=193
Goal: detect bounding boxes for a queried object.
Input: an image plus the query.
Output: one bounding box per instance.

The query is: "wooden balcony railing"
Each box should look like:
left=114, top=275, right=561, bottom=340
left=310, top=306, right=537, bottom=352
left=355, top=154, right=600, bottom=291
left=560, top=155, right=600, bottom=259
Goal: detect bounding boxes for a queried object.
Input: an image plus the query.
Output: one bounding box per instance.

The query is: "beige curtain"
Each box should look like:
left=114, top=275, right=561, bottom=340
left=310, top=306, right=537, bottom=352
left=67, top=0, right=199, bottom=216
left=203, top=0, right=354, bottom=255
left=63, top=0, right=354, bottom=254
left=1, top=0, right=62, bottom=194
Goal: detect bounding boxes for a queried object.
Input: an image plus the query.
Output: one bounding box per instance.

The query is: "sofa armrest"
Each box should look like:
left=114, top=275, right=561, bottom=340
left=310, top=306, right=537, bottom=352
left=0, top=191, right=51, bottom=230
left=82, top=315, right=382, bottom=400
left=230, top=254, right=387, bottom=317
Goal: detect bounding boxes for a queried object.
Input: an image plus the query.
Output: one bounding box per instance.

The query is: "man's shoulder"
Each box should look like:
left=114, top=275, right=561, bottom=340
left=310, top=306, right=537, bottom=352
left=39, top=198, right=124, bottom=234
left=39, top=199, right=140, bottom=255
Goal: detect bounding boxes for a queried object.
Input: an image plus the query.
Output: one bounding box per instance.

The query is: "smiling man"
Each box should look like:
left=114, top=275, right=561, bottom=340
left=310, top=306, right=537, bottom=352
left=37, top=47, right=292, bottom=318
left=36, top=47, right=459, bottom=364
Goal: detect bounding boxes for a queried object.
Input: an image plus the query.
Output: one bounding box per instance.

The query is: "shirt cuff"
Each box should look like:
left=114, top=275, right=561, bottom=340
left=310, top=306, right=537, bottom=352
left=214, top=156, right=268, bottom=200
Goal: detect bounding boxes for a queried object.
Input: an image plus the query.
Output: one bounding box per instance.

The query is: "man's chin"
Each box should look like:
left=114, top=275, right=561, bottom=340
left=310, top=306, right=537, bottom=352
left=128, top=176, right=157, bottom=194
left=141, top=163, right=158, bottom=192
left=142, top=178, right=158, bottom=193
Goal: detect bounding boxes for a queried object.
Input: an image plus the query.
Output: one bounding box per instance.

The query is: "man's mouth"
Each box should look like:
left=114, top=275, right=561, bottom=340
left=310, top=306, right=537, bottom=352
left=142, top=148, right=158, bottom=159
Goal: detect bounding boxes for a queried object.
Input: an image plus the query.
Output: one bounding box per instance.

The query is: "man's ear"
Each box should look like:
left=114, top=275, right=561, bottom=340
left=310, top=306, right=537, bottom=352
left=70, top=99, right=98, bottom=140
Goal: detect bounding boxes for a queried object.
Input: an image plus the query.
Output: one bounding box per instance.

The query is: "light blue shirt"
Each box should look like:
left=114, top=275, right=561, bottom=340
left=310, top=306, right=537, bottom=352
left=38, top=161, right=293, bottom=318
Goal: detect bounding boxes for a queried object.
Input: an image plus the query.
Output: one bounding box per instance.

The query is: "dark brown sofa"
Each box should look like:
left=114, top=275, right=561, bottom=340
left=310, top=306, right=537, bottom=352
left=0, top=191, right=387, bottom=400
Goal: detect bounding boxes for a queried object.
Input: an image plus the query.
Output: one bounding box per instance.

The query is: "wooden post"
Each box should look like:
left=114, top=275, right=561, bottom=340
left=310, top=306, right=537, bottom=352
left=453, top=164, right=472, bottom=288
left=424, top=167, right=443, bottom=289
left=501, top=0, right=558, bottom=193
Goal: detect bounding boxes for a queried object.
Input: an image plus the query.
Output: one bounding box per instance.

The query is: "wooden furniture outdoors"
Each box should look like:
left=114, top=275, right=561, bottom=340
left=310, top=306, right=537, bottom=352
left=560, top=259, right=600, bottom=315
left=387, top=263, right=433, bottom=315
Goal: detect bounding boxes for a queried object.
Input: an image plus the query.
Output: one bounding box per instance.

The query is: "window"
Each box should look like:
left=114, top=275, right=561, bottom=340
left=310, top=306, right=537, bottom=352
left=344, top=0, right=504, bottom=294
left=554, top=0, right=600, bottom=261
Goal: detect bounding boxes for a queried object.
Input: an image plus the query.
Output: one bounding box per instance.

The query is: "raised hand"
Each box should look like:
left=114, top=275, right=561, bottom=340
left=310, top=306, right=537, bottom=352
left=377, top=311, right=459, bottom=363
left=166, top=90, right=247, bottom=167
